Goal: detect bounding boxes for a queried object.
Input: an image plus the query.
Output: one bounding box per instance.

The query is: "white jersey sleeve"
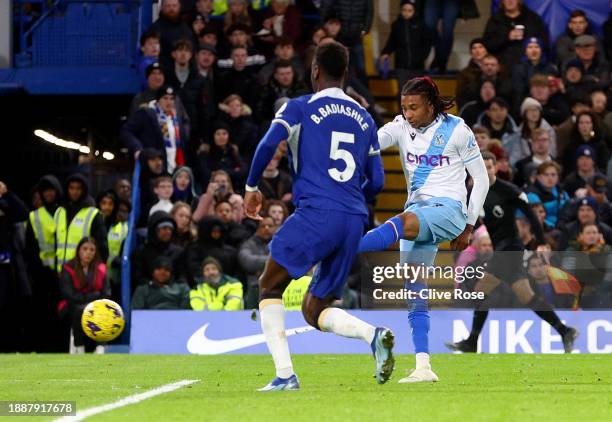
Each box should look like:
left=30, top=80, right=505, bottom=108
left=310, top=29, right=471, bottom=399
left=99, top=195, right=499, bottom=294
left=455, top=123, right=481, bottom=165
left=377, top=115, right=404, bottom=150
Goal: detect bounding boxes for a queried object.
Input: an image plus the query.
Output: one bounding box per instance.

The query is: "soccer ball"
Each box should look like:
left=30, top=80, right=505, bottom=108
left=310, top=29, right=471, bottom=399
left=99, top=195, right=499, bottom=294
left=81, top=299, right=125, bottom=342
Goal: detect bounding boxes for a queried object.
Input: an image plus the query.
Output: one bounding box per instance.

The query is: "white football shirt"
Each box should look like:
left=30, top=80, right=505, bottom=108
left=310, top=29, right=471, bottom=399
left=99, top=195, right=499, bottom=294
left=378, top=113, right=481, bottom=214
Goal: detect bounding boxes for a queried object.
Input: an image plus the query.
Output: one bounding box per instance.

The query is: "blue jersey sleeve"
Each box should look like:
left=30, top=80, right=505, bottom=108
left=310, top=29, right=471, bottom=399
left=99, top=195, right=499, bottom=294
left=271, top=99, right=303, bottom=138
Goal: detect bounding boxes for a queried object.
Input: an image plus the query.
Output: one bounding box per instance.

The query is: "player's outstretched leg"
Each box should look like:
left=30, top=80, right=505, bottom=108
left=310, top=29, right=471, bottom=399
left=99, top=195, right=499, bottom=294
left=511, top=279, right=579, bottom=353
left=257, top=258, right=299, bottom=392
left=358, top=212, right=420, bottom=253
left=302, top=293, right=395, bottom=384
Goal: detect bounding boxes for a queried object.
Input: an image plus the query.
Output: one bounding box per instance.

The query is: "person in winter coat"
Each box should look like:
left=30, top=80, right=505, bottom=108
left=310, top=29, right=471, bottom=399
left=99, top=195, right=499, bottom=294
left=198, top=121, right=247, bottom=191
left=132, top=256, right=191, bottom=309
left=130, top=211, right=185, bottom=286
left=512, top=37, right=558, bottom=104
left=216, top=94, right=259, bottom=162
left=148, top=0, right=193, bottom=67
left=193, top=169, right=244, bottom=223
left=59, top=237, right=110, bottom=354
left=171, top=166, right=199, bottom=208
left=562, top=111, right=609, bottom=176
left=56, top=174, right=108, bottom=269
left=526, top=161, right=569, bottom=227
left=379, top=0, right=431, bottom=92
left=483, top=0, right=549, bottom=72
left=555, top=10, right=604, bottom=66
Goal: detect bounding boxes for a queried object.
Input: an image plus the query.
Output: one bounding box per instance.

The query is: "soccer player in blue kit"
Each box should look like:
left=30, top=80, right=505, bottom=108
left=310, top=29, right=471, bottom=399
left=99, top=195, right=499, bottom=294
left=244, top=41, right=395, bottom=391
left=358, top=77, right=490, bottom=383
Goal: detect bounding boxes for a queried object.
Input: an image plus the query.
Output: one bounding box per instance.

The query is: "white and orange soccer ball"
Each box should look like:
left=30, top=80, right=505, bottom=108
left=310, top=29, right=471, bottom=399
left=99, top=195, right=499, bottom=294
left=81, top=299, right=125, bottom=342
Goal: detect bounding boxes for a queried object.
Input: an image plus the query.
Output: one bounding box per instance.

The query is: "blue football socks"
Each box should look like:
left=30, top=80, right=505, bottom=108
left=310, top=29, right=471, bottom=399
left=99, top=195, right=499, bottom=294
left=358, top=216, right=403, bottom=253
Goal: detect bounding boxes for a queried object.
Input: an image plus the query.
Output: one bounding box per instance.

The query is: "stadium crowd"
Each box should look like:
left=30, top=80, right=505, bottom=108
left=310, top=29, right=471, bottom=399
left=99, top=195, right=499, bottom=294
left=1, top=0, right=612, bottom=353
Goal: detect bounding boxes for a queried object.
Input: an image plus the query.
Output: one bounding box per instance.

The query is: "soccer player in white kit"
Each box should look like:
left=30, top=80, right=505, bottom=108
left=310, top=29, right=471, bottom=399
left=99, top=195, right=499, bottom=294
left=358, top=77, right=490, bottom=382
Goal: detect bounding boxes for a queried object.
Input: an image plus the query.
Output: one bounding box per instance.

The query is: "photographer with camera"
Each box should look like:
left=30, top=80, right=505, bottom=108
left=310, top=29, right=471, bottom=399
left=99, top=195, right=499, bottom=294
left=193, top=170, right=244, bottom=223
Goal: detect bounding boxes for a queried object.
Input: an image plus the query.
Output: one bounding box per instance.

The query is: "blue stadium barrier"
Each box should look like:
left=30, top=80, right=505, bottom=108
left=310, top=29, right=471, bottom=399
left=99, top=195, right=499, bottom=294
left=120, top=158, right=141, bottom=342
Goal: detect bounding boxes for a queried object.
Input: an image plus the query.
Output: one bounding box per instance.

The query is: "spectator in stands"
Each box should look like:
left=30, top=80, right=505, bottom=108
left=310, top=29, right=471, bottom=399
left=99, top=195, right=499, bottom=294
left=214, top=200, right=251, bottom=247
left=264, top=200, right=289, bottom=226
left=473, top=126, right=492, bottom=151
left=512, top=37, right=558, bottom=103
left=216, top=94, right=259, bottom=161
left=149, top=176, right=174, bottom=216
left=187, top=217, right=238, bottom=283
left=57, top=174, right=108, bottom=269
left=238, top=216, right=275, bottom=308
left=218, top=23, right=266, bottom=70
left=459, top=78, right=496, bottom=128
left=486, top=140, right=513, bottom=181
left=320, top=0, right=373, bottom=85
left=422, top=0, right=459, bottom=74
left=456, top=38, right=488, bottom=108
left=191, top=14, right=206, bottom=38
left=513, top=128, right=554, bottom=188
left=137, top=30, right=161, bottom=88
left=258, top=150, right=292, bottom=202
left=193, top=0, right=218, bottom=29
left=555, top=94, right=592, bottom=160
left=526, top=254, right=579, bottom=309
left=562, top=112, right=609, bottom=175
left=475, top=97, right=518, bottom=145
left=131, top=211, right=184, bottom=286
left=198, top=121, right=247, bottom=188
left=216, top=46, right=261, bottom=110
left=171, top=166, right=198, bottom=207
left=115, top=179, right=132, bottom=204
left=483, top=0, right=549, bottom=72
left=258, top=38, right=306, bottom=86
left=193, top=170, right=244, bottom=223
left=165, top=39, right=205, bottom=133
left=131, top=256, right=191, bottom=309
left=96, top=189, right=118, bottom=233
left=559, top=197, right=612, bottom=249
left=257, top=60, right=308, bottom=121
left=149, top=0, right=193, bottom=67
left=516, top=216, right=538, bottom=251
left=526, top=161, right=568, bottom=227
left=562, top=59, right=598, bottom=102
left=479, top=54, right=513, bottom=103
left=258, top=0, right=303, bottom=56
left=138, top=149, right=167, bottom=224
left=106, top=199, right=129, bottom=302
left=563, top=145, right=599, bottom=197
left=195, top=44, right=218, bottom=137
left=587, top=174, right=612, bottom=225
left=567, top=35, right=610, bottom=90
left=223, top=0, right=256, bottom=32
left=379, top=0, right=431, bottom=91
left=190, top=256, right=243, bottom=310
left=59, top=237, right=109, bottom=354
left=170, top=201, right=197, bottom=248
left=528, top=74, right=570, bottom=126
left=590, top=90, right=612, bottom=143
left=506, top=97, right=557, bottom=166
left=121, top=85, right=190, bottom=175
left=197, top=26, right=219, bottom=49
left=555, top=10, right=603, bottom=66
left=130, top=63, right=165, bottom=115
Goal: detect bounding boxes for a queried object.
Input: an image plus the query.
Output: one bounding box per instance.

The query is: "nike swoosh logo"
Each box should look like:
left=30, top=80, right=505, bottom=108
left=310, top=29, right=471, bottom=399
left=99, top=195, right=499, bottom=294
left=187, top=323, right=315, bottom=355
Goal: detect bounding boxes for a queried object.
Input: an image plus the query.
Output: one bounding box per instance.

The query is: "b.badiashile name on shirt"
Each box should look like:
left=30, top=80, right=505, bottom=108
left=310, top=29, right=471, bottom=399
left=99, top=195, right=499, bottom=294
left=310, top=103, right=370, bottom=131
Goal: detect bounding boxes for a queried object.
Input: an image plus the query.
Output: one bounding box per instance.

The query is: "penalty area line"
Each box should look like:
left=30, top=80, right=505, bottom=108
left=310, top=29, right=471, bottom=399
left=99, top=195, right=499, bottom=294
left=54, top=379, right=200, bottom=422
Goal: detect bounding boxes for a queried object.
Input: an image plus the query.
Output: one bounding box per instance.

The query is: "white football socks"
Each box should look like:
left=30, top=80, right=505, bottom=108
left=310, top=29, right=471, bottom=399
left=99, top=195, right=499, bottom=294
left=318, top=307, right=376, bottom=344
left=259, top=299, right=295, bottom=379
left=416, top=352, right=431, bottom=370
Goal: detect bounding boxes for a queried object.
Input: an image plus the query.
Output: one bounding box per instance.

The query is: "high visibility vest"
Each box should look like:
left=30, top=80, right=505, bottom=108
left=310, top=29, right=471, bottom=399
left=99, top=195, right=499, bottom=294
left=212, top=0, right=227, bottom=16
left=250, top=0, right=270, bottom=10
left=282, top=276, right=312, bottom=311
left=190, top=277, right=243, bottom=311
left=29, top=207, right=60, bottom=269
left=54, top=207, right=99, bottom=273
left=107, top=221, right=128, bottom=266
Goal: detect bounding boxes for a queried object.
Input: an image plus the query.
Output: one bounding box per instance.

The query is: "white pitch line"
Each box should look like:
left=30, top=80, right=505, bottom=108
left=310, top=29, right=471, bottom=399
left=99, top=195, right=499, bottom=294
left=54, top=379, right=200, bottom=422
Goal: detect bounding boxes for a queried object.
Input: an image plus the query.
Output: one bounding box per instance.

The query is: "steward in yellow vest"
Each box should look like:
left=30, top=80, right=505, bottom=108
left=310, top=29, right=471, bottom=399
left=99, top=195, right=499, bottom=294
left=190, top=256, right=243, bottom=310
left=55, top=174, right=108, bottom=273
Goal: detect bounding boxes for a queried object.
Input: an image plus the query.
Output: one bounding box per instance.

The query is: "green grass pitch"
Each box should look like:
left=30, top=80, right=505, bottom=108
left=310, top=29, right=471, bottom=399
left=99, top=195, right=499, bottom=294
left=1, top=354, right=611, bottom=421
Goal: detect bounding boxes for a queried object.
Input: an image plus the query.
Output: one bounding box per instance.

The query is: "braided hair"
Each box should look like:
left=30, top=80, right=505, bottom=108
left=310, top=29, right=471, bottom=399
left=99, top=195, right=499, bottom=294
left=401, top=76, right=454, bottom=117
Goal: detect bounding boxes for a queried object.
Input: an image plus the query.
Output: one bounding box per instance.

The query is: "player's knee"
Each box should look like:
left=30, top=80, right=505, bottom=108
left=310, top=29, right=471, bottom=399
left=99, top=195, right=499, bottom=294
left=400, top=212, right=420, bottom=240
left=301, top=296, right=324, bottom=330
left=258, top=278, right=284, bottom=301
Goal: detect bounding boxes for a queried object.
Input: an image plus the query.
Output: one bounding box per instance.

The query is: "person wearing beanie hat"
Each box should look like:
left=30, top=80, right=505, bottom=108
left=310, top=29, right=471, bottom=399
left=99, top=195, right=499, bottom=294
left=456, top=38, right=488, bottom=108
left=562, top=144, right=598, bottom=197
left=379, top=0, right=431, bottom=95
left=130, top=210, right=184, bottom=286
left=198, top=119, right=247, bottom=189
left=512, top=36, right=558, bottom=101
left=131, top=254, right=191, bottom=310
left=557, top=192, right=612, bottom=251
left=189, top=255, right=243, bottom=310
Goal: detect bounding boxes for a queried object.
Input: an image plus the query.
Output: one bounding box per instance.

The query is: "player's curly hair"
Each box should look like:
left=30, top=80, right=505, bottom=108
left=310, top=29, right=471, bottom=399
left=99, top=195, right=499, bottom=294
left=401, top=76, right=454, bottom=117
